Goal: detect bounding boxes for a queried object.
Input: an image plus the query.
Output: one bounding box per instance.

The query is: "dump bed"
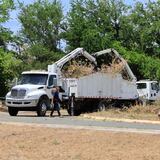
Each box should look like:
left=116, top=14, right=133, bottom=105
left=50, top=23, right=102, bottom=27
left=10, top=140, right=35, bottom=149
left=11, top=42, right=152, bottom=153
left=61, top=48, right=139, bottom=100
left=63, top=72, right=138, bottom=100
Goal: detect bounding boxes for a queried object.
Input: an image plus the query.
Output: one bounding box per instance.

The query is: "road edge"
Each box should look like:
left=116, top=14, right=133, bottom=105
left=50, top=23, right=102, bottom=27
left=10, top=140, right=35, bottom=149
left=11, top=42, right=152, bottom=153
left=81, top=115, right=160, bottom=125
left=1, top=121, right=160, bottom=134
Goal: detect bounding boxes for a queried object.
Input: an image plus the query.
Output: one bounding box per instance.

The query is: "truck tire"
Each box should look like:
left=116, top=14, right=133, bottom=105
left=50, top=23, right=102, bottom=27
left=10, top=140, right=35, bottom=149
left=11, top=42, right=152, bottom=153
left=138, top=98, right=149, bottom=106
left=37, top=98, right=48, bottom=116
left=67, top=108, right=81, bottom=116
left=98, top=101, right=106, bottom=112
left=8, top=107, right=18, bottom=116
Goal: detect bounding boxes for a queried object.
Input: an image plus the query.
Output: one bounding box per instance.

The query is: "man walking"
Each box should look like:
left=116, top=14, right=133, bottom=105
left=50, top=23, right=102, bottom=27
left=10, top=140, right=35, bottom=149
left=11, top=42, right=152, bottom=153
left=50, top=86, right=62, bottom=117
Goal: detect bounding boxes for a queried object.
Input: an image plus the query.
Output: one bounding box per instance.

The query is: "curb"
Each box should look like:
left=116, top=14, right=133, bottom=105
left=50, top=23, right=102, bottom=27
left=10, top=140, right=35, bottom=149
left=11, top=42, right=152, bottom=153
left=82, top=115, right=160, bottom=125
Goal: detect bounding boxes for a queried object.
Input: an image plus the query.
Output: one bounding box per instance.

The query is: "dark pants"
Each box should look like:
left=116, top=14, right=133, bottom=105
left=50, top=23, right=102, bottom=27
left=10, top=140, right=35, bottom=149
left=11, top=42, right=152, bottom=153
left=50, top=103, right=61, bottom=116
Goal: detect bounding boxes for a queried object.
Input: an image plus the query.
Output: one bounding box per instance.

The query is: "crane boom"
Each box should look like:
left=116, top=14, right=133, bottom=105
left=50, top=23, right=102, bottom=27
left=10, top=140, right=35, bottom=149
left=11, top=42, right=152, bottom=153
left=48, top=48, right=97, bottom=74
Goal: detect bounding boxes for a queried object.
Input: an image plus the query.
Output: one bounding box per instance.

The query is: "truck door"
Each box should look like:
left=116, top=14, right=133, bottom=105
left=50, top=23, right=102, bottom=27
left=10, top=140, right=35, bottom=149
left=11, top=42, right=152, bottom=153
left=150, top=82, right=159, bottom=101
left=47, top=75, right=57, bottom=98
left=137, top=82, right=148, bottom=99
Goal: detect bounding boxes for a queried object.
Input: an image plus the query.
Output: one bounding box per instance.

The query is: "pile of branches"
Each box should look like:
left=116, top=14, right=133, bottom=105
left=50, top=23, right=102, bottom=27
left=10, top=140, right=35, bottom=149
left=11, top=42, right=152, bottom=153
left=100, top=60, right=125, bottom=74
left=62, top=58, right=129, bottom=79
left=62, top=61, right=94, bottom=78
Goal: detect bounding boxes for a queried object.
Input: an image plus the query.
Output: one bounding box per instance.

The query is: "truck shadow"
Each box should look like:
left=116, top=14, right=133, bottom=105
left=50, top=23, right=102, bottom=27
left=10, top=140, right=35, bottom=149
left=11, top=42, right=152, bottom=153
left=16, top=110, right=70, bottom=117
left=17, top=114, right=70, bottom=118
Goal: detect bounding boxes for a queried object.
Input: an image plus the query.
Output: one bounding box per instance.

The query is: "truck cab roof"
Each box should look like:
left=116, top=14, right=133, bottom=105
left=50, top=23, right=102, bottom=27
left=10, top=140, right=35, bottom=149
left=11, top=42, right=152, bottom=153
left=136, top=80, right=158, bottom=84
left=22, top=70, right=55, bottom=75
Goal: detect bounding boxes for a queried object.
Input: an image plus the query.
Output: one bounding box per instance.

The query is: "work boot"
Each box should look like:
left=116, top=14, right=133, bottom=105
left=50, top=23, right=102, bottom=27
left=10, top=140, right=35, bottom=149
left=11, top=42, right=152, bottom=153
left=58, top=111, right=62, bottom=117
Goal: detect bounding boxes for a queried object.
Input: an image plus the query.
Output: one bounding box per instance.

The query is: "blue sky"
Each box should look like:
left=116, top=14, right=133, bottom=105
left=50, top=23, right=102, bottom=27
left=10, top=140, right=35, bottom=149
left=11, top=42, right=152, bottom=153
left=3, top=0, right=145, bottom=34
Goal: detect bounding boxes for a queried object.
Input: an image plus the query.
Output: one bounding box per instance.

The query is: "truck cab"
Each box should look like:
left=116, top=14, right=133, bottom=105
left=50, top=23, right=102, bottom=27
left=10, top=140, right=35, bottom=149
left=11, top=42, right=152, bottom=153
left=136, top=80, right=160, bottom=102
left=5, top=71, right=57, bottom=116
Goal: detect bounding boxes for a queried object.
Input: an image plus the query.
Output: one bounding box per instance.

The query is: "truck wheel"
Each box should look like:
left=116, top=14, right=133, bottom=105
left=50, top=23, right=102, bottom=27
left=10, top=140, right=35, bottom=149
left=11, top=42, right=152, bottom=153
left=138, top=98, right=148, bottom=106
left=98, top=101, right=106, bottom=112
left=67, top=108, right=81, bottom=116
left=75, top=110, right=81, bottom=116
left=8, top=107, right=18, bottom=116
left=37, top=99, right=48, bottom=116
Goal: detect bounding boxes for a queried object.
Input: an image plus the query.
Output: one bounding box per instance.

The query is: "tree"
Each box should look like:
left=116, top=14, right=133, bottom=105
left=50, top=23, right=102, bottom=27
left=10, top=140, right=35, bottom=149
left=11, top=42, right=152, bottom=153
left=65, top=0, right=160, bottom=80
left=65, top=0, right=130, bottom=52
left=0, top=0, right=14, bottom=49
left=0, top=0, right=20, bottom=96
left=64, top=0, right=87, bottom=51
left=18, top=0, right=63, bottom=52
left=112, top=41, right=160, bottom=81
left=128, top=1, right=160, bottom=56
left=0, top=49, right=21, bottom=97
left=0, top=0, right=14, bottom=23
left=17, top=43, right=64, bottom=71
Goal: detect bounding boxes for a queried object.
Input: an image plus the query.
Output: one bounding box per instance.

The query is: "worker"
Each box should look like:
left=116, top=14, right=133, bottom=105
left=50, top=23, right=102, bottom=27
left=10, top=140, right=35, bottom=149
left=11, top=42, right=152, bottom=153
left=50, top=86, right=62, bottom=117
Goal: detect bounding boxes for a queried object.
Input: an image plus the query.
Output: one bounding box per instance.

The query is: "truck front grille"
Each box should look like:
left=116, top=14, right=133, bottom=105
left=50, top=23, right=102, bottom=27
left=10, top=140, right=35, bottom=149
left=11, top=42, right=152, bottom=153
left=11, top=89, right=26, bottom=98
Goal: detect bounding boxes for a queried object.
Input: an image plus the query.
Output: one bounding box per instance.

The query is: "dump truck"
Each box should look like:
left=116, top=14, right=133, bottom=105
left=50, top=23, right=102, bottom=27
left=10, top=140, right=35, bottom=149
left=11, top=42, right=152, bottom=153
left=5, top=48, right=159, bottom=116
left=60, top=49, right=138, bottom=115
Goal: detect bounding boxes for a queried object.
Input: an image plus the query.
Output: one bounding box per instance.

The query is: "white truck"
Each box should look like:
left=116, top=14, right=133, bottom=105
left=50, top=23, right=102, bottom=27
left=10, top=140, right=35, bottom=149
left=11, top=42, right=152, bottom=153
left=5, top=48, right=160, bottom=116
left=136, top=80, right=160, bottom=104
left=5, top=48, right=96, bottom=116
left=5, top=71, right=57, bottom=116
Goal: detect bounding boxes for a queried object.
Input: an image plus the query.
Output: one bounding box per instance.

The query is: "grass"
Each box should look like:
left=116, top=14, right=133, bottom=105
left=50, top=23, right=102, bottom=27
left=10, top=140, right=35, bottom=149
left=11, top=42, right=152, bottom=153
left=52, top=139, right=60, bottom=145
left=83, top=102, right=160, bottom=121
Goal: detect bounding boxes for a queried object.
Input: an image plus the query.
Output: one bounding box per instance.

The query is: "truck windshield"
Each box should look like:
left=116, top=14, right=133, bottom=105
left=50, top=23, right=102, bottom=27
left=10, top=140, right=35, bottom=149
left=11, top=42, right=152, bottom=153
left=137, top=83, right=147, bottom=89
left=20, top=74, right=48, bottom=85
left=151, top=83, right=159, bottom=91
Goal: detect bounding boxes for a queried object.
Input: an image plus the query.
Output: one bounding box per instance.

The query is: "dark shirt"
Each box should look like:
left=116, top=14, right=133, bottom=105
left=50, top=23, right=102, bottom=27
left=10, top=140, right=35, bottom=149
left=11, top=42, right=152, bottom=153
left=52, top=91, right=61, bottom=104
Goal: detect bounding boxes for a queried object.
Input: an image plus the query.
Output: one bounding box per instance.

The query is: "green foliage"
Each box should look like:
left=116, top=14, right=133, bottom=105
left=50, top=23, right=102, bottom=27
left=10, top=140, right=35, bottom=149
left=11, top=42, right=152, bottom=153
left=18, top=0, right=63, bottom=52
left=0, top=49, right=21, bottom=96
left=64, top=0, right=88, bottom=50
left=0, top=0, right=14, bottom=48
left=66, top=0, right=160, bottom=55
left=0, top=0, right=19, bottom=96
left=65, top=0, right=130, bottom=52
left=0, top=0, right=14, bottom=23
left=112, top=41, right=160, bottom=80
left=18, top=44, right=64, bottom=71
left=13, top=0, right=65, bottom=81
left=0, top=26, right=14, bottom=49
left=65, top=0, right=160, bottom=80
left=125, top=1, right=160, bottom=56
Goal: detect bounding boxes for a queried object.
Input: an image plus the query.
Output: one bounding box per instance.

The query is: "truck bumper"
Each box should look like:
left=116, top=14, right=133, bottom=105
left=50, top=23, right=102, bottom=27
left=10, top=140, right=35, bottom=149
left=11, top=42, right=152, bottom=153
left=5, top=98, right=38, bottom=108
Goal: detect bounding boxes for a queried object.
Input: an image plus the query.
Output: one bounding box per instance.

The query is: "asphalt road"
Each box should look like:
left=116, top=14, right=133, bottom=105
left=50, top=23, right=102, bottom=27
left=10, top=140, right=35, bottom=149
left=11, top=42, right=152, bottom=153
left=1, top=111, right=160, bottom=134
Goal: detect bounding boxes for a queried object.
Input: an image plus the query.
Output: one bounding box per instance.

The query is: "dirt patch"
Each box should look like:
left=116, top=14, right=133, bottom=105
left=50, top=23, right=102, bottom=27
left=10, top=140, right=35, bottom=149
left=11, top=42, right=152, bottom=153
left=0, top=124, right=160, bottom=160
left=0, top=101, right=7, bottom=112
